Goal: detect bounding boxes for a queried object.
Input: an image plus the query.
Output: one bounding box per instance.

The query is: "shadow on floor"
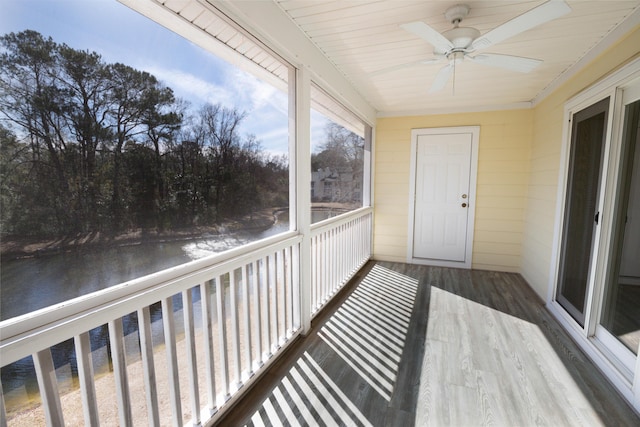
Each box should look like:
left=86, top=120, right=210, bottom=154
left=219, top=261, right=639, bottom=426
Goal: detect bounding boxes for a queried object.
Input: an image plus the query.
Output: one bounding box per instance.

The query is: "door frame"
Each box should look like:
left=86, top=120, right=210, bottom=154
left=407, top=126, right=479, bottom=268
left=548, top=57, right=640, bottom=410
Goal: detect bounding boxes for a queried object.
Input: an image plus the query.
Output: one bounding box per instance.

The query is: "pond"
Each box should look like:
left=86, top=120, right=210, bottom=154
left=0, top=213, right=290, bottom=321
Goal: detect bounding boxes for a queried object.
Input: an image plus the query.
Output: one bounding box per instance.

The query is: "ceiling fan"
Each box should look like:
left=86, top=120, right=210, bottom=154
left=397, top=0, right=572, bottom=93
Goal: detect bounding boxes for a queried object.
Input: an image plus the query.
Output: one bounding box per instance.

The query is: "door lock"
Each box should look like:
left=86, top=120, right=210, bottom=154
left=462, top=194, right=467, bottom=199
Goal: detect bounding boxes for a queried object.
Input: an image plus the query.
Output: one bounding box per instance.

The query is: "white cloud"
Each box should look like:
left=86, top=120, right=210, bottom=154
left=145, top=66, right=235, bottom=107
left=229, top=70, right=288, bottom=116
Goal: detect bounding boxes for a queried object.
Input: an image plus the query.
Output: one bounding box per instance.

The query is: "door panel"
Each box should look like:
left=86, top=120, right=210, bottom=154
left=599, top=98, right=640, bottom=357
left=556, top=97, right=610, bottom=326
left=413, top=132, right=472, bottom=262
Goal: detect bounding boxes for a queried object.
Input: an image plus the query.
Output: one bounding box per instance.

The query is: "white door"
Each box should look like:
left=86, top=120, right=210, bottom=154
left=409, top=127, right=478, bottom=268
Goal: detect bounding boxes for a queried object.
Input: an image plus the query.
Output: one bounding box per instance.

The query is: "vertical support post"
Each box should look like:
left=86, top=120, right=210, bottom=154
left=364, top=124, right=374, bottom=261
left=33, top=349, right=64, bottom=426
left=295, top=66, right=312, bottom=334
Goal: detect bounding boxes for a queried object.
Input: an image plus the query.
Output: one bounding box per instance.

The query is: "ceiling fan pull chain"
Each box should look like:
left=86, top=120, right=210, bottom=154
left=452, top=58, right=456, bottom=96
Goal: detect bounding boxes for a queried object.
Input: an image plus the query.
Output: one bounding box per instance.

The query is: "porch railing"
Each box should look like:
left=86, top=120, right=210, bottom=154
left=310, top=208, right=373, bottom=317
left=0, top=208, right=372, bottom=426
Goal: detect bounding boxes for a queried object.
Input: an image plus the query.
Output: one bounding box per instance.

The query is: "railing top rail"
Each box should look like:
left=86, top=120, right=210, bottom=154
left=0, top=232, right=302, bottom=366
left=310, top=206, right=373, bottom=236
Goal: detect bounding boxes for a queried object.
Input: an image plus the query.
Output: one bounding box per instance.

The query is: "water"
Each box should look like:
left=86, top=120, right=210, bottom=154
left=0, top=214, right=289, bottom=321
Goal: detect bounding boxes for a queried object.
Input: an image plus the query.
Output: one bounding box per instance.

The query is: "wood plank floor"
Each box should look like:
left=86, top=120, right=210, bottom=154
left=219, top=261, right=640, bottom=426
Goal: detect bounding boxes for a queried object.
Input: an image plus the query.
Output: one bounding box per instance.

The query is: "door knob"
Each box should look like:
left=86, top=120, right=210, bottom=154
left=462, top=203, right=467, bottom=208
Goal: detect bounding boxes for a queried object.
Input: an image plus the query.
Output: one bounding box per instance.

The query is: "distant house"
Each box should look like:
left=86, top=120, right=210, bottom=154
left=311, top=167, right=361, bottom=203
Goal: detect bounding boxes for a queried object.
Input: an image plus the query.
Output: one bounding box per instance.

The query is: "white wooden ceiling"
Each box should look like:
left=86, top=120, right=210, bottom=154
left=274, top=0, right=640, bottom=115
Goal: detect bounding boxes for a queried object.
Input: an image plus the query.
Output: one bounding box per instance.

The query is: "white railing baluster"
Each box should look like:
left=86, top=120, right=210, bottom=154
left=317, top=234, right=321, bottom=307
left=310, top=235, right=317, bottom=311
left=108, top=318, right=132, bottom=426
left=292, top=243, right=301, bottom=331
left=269, top=254, right=278, bottom=352
left=357, top=218, right=362, bottom=265
left=137, top=306, right=160, bottom=427
left=182, top=288, right=200, bottom=425
left=316, top=234, right=321, bottom=311
left=358, top=217, right=363, bottom=262
left=345, top=222, right=351, bottom=277
left=318, top=234, right=323, bottom=308
left=331, top=228, right=336, bottom=293
left=277, top=249, right=285, bottom=344
left=285, top=246, right=293, bottom=335
left=242, top=264, right=252, bottom=376
left=200, top=280, right=217, bottom=414
left=251, top=260, right=262, bottom=367
left=74, top=331, right=99, bottom=426
left=161, top=297, right=182, bottom=425
left=261, top=258, right=272, bottom=357
left=215, top=275, right=230, bottom=400
left=33, top=349, right=64, bottom=426
left=322, top=232, right=328, bottom=301
left=314, top=234, right=322, bottom=311
left=332, top=227, right=337, bottom=292
left=229, top=270, right=241, bottom=389
left=0, top=379, right=7, bottom=427
left=335, top=226, right=341, bottom=289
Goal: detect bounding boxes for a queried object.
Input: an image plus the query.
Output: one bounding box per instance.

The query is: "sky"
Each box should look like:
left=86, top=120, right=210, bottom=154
left=0, top=0, right=298, bottom=156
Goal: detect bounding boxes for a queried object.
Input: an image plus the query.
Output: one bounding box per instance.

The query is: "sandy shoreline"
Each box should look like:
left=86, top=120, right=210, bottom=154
left=0, top=209, right=280, bottom=260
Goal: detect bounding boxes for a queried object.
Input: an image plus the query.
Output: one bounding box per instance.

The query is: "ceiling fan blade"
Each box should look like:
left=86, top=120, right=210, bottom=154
left=429, top=64, right=454, bottom=93
left=370, top=58, right=443, bottom=77
left=471, top=0, right=571, bottom=50
left=469, top=53, right=542, bottom=73
left=400, top=21, right=454, bottom=53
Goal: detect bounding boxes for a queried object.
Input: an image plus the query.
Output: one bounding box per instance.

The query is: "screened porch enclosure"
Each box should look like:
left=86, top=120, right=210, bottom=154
left=2, top=0, right=640, bottom=425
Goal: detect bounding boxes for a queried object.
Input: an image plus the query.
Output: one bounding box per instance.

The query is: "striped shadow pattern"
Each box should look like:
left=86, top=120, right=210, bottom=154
left=318, top=264, right=419, bottom=401
left=247, top=352, right=373, bottom=427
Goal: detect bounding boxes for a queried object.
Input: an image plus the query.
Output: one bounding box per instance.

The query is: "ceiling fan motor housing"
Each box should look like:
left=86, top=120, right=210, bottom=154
left=442, top=27, right=480, bottom=50
left=439, top=4, right=480, bottom=52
